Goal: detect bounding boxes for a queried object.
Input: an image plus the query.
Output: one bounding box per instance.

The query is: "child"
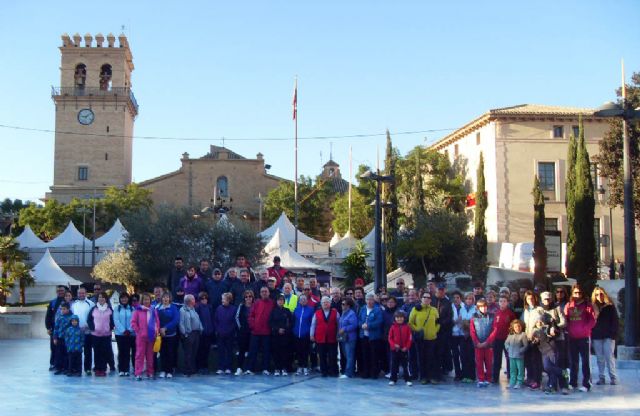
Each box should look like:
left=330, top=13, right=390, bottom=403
left=470, top=299, right=496, bottom=387
left=131, top=293, right=160, bottom=380
left=64, top=315, right=85, bottom=377
left=504, top=319, right=528, bottom=389
left=533, top=314, right=568, bottom=395
left=388, top=311, right=413, bottom=386
left=214, top=292, right=237, bottom=374
left=53, top=302, right=72, bottom=375
left=493, top=295, right=516, bottom=382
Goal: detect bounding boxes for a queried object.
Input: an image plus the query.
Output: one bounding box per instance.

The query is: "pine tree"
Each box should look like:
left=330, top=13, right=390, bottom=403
left=471, top=152, right=488, bottom=282
left=532, top=175, right=548, bottom=287
left=382, top=130, right=399, bottom=273
left=565, top=130, right=578, bottom=278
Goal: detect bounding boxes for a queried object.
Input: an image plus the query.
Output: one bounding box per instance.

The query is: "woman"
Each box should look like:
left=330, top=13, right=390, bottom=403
left=131, top=293, right=159, bottom=380
left=270, top=294, right=293, bottom=375
left=591, top=287, right=618, bottom=385
left=113, top=292, right=135, bottom=376
left=87, top=293, right=114, bottom=377
left=180, top=294, right=203, bottom=377
left=486, top=290, right=499, bottom=315
left=338, top=297, right=358, bottom=378
left=195, top=291, right=214, bottom=374
left=234, top=290, right=254, bottom=375
left=554, top=286, right=570, bottom=371
left=521, top=290, right=544, bottom=389
left=292, top=294, right=314, bottom=376
left=157, top=292, right=180, bottom=378
left=311, top=296, right=339, bottom=377
left=214, top=292, right=237, bottom=374
left=565, top=284, right=596, bottom=392
left=409, top=292, right=440, bottom=385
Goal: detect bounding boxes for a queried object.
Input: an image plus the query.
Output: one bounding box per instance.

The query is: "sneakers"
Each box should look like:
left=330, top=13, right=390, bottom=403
left=54, top=370, right=64, bottom=375
left=611, top=379, right=618, bottom=385
left=124, top=372, right=130, bottom=377
left=578, top=386, right=590, bottom=392
left=406, top=381, right=413, bottom=386
left=543, top=387, right=555, bottom=395
left=274, top=370, right=281, bottom=376
left=85, top=370, right=92, bottom=376
left=507, top=384, right=514, bottom=389
left=596, top=378, right=606, bottom=385
left=216, top=370, right=224, bottom=375
left=385, top=373, right=391, bottom=379
left=430, top=379, right=440, bottom=385
left=244, top=370, right=254, bottom=375
left=49, top=365, right=56, bottom=371
left=477, top=382, right=484, bottom=388
left=389, top=381, right=396, bottom=386
left=235, top=368, right=243, bottom=376
left=262, top=370, right=271, bottom=376
left=118, top=371, right=125, bottom=377
left=281, top=370, right=288, bottom=376
left=135, top=375, right=142, bottom=381
left=296, top=368, right=303, bottom=376
left=158, top=371, right=166, bottom=378
left=339, top=374, right=348, bottom=379
left=303, top=368, right=309, bottom=376
left=225, top=369, right=232, bottom=375
left=513, top=383, right=521, bottom=389
left=529, top=382, right=540, bottom=390
left=561, top=388, right=569, bottom=395
left=166, top=373, right=173, bottom=379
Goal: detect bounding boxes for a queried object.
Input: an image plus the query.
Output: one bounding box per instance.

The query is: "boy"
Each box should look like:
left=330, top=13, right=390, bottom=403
left=388, top=311, right=413, bottom=386
left=470, top=299, right=496, bottom=387
left=492, top=295, right=516, bottom=382
left=65, top=315, right=85, bottom=376
left=53, top=302, right=72, bottom=375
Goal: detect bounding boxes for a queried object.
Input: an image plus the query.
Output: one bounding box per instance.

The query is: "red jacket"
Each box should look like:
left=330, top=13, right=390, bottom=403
left=248, top=298, right=275, bottom=336
left=493, top=308, right=516, bottom=341
left=564, top=300, right=596, bottom=339
left=314, top=308, right=338, bottom=344
left=267, top=266, right=288, bottom=288
left=388, top=322, right=412, bottom=351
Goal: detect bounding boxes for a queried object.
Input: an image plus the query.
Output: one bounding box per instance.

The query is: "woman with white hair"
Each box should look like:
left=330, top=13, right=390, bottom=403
left=310, top=296, right=340, bottom=377
left=179, top=294, right=203, bottom=377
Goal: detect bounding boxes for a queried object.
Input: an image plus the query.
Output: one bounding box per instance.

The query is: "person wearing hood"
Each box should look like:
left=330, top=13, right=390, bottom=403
left=131, top=293, right=160, bottom=380
left=53, top=301, right=73, bottom=375
left=64, top=314, right=85, bottom=377
left=87, top=293, right=114, bottom=377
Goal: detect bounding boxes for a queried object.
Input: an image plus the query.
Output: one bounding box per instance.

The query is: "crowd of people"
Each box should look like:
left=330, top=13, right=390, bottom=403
left=46, top=254, right=620, bottom=393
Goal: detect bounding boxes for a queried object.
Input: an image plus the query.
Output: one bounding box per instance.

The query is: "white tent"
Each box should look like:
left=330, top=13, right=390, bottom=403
left=329, top=232, right=342, bottom=248
left=259, top=212, right=328, bottom=255
left=95, top=218, right=128, bottom=248
left=15, top=225, right=46, bottom=249
left=264, top=229, right=327, bottom=271
left=332, top=230, right=358, bottom=258
left=361, top=227, right=375, bottom=249
left=46, top=221, right=92, bottom=248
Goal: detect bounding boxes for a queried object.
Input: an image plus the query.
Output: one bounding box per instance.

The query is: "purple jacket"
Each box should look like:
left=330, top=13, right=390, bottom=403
left=196, top=303, right=214, bottom=335
left=177, top=275, right=205, bottom=298
left=214, top=304, right=237, bottom=337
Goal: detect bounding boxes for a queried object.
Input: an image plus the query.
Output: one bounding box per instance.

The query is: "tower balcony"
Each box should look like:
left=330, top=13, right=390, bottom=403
left=51, top=86, right=139, bottom=113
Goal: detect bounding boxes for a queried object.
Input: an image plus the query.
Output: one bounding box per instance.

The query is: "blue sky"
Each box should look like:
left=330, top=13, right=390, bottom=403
left=1, top=0, right=638, bottom=202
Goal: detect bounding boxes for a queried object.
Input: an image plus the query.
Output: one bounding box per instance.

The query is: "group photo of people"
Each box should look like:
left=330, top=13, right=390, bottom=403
left=46, top=254, right=620, bottom=394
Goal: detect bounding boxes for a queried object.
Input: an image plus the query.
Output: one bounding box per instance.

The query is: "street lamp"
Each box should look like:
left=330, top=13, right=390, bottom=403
left=594, top=99, right=640, bottom=349
left=598, top=186, right=615, bottom=280
left=360, top=170, right=395, bottom=293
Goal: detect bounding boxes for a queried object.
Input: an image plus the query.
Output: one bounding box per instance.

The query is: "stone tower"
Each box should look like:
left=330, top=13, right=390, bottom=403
left=47, top=32, right=138, bottom=202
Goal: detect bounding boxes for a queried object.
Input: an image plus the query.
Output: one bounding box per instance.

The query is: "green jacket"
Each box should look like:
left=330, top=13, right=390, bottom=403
left=409, top=305, right=440, bottom=341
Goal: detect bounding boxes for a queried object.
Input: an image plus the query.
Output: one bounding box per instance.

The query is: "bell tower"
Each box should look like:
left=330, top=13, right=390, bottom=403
left=47, top=32, right=138, bottom=202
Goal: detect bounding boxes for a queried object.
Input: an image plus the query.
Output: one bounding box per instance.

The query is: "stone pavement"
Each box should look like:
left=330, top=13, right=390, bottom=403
left=0, top=339, right=639, bottom=415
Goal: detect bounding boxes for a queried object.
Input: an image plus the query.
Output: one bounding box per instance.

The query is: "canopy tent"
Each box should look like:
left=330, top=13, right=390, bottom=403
left=264, top=229, right=327, bottom=271
left=329, top=232, right=342, bottom=248
left=46, top=221, right=92, bottom=248
left=332, top=230, right=358, bottom=258
left=259, top=212, right=328, bottom=255
left=361, top=227, right=375, bottom=249
left=15, top=225, right=46, bottom=249
left=363, top=268, right=414, bottom=293
left=95, top=218, right=128, bottom=248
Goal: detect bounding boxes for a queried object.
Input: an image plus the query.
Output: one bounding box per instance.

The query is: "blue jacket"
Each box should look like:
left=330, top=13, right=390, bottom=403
left=64, top=321, right=85, bottom=352
left=205, top=278, right=228, bottom=310
left=358, top=304, right=384, bottom=340
left=214, top=304, right=237, bottom=337
left=339, top=308, right=359, bottom=342
left=157, top=304, right=180, bottom=336
left=292, top=305, right=314, bottom=338
left=54, top=312, right=73, bottom=340
left=196, top=303, right=215, bottom=335
left=113, top=304, right=134, bottom=336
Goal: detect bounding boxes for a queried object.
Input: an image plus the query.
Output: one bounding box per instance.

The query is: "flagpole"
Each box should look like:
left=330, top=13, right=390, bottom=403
left=293, top=77, right=299, bottom=252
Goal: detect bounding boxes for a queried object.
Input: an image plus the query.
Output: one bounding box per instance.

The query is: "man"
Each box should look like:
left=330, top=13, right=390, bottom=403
left=71, top=287, right=95, bottom=375
left=353, top=287, right=365, bottom=312
left=266, top=277, right=279, bottom=301
left=167, top=256, right=185, bottom=297
left=244, top=287, right=275, bottom=375
left=330, top=287, right=342, bottom=315
left=252, top=268, right=269, bottom=295
left=45, top=286, right=67, bottom=370
left=90, top=283, right=105, bottom=304
left=177, top=265, right=205, bottom=302
left=427, top=280, right=437, bottom=299
left=198, top=259, right=212, bottom=281
left=267, top=256, right=288, bottom=288
left=401, top=289, right=420, bottom=380
left=304, top=286, right=319, bottom=309
left=235, top=253, right=255, bottom=282
left=294, top=277, right=306, bottom=296
left=389, top=279, right=406, bottom=307
left=205, top=268, right=227, bottom=310
left=309, top=277, right=320, bottom=297
left=238, top=269, right=255, bottom=299
left=282, top=283, right=298, bottom=313
left=433, top=283, right=453, bottom=379
left=473, top=282, right=485, bottom=302
left=225, top=268, right=244, bottom=306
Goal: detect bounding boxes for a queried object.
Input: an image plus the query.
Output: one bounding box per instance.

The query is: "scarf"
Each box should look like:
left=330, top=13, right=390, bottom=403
left=137, top=305, right=157, bottom=340
left=97, top=302, right=108, bottom=312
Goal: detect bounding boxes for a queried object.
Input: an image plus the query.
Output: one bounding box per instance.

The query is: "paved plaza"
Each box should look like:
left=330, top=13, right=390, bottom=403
left=0, top=339, right=639, bottom=415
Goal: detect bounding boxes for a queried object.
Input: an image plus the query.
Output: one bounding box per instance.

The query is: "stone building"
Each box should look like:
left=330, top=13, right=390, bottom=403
left=429, top=104, right=629, bottom=266
left=47, top=33, right=138, bottom=202
left=139, top=146, right=284, bottom=224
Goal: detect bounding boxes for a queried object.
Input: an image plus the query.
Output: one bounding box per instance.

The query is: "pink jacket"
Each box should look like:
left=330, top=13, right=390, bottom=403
left=131, top=307, right=160, bottom=340
left=564, top=300, right=596, bottom=339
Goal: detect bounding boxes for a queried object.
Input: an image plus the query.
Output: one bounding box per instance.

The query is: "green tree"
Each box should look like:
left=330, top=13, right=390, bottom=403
left=382, top=130, right=399, bottom=272
left=0, top=235, right=26, bottom=305
left=596, top=71, right=640, bottom=223
left=470, top=152, right=488, bottom=283
left=10, top=261, right=35, bottom=306
left=340, top=241, right=372, bottom=288
left=565, top=129, right=578, bottom=278
left=330, top=191, right=373, bottom=238
left=92, top=250, right=141, bottom=294
left=532, top=175, right=548, bottom=287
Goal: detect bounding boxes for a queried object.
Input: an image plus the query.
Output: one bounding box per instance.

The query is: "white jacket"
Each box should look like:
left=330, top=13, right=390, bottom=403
left=71, top=298, right=95, bottom=329
left=452, top=303, right=476, bottom=336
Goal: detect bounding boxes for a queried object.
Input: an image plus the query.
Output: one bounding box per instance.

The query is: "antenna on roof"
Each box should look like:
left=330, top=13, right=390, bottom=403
left=330, top=142, right=333, bottom=161
left=221, top=137, right=226, bottom=148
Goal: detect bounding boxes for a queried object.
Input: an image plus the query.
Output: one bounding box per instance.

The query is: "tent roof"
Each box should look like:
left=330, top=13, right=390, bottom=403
left=329, top=232, right=342, bottom=248
left=361, top=227, right=375, bottom=249
left=95, top=219, right=128, bottom=247
left=31, top=249, right=83, bottom=285
left=259, top=212, right=321, bottom=244
left=264, top=230, right=327, bottom=270
left=47, top=221, right=92, bottom=248
left=15, top=225, right=46, bottom=248
left=332, top=230, right=358, bottom=256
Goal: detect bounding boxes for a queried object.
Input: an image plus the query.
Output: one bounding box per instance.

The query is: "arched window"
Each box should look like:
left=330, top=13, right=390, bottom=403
left=216, top=176, right=229, bottom=198
left=74, top=64, right=86, bottom=90
left=99, top=64, right=112, bottom=91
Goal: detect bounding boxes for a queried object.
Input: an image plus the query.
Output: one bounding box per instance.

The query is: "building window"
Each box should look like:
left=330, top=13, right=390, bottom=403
left=537, top=162, right=556, bottom=192
left=476, top=132, right=481, bottom=145
left=572, top=125, right=580, bottom=138
left=545, top=218, right=558, bottom=232
left=78, top=166, right=88, bottom=181
left=590, top=163, right=599, bottom=192
left=454, top=144, right=459, bottom=157
left=99, top=64, right=112, bottom=91
left=553, top=125, right=564, bottom=138
left=216, top=176, right=228, bottom=197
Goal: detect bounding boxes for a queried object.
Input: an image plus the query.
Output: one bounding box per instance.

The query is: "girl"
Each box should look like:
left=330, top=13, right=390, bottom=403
left=234, top=290, right=254, bottom=375
left=131, top=293, right=159, bottom=380
left=269, top=294, right=293, bottom=376
left=504, top=319, right=528, bottom=389
left=214, top=292, right=237, bottom=374
left=113, top=292, right=135, bottom=376
left=87, top=293, right=114, bottom=377
left=457, top=292, right=477, bottom=383
left=157, top=292, right=180, bottom=378
left=565, top=284, right=596, bottom=392
left=522, top=290, right=544, bottom=389
left=591, top=287, right=618, bottom=385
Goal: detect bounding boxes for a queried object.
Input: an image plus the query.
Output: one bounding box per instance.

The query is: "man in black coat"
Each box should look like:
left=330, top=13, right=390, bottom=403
left=45, top=286, right=67, bottom=370
left=167, top=256, right=185, bottom=298
left=433, top=283, right=453, bottom=379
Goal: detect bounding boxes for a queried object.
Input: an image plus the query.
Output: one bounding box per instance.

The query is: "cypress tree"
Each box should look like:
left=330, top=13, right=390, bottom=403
left=532, top=175, right=548, bottom=287
left=565, top=129, right=578, bottom=278
left=471, top=152, right=488, bottom=282
left=382, top=130, right=398, bottom=273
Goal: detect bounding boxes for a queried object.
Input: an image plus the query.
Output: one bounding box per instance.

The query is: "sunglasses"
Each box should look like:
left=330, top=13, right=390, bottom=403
left=244, top=295, right=254, bottom=299
left=397, top=282, right=405, bottom=285
left=422, top=296, right=431, bottom=299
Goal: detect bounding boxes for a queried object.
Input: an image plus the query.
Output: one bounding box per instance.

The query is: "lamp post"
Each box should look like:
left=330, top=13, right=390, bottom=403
left=360, top=170, right=395, bottom=293
left=594, top=99, right=640, bottom=348
left=598, top=186, right=615, bottom=280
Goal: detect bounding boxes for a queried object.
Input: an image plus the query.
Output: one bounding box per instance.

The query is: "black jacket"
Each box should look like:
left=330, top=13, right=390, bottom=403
left=591, top=304, right=619, bottom=340
left=235, top=303, right=251, bottom=336
left=205, top=278, right=228, bottom=310
left=434, top=296, right=453, bottom=331
left=45, top=296, right=65, bottom=330
left=269, top=306, right=293, bottom=336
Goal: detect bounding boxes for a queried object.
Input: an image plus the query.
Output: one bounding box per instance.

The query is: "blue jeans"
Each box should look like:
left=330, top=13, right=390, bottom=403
left=341, top=339, right=356, bottom=377
left=543, top=351, right=566, bottom=390
left=245, top=334, right=271, bottom=372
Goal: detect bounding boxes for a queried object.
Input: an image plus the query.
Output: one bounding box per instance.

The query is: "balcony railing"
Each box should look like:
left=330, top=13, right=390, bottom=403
left=51, top=86, right=139, bottom=112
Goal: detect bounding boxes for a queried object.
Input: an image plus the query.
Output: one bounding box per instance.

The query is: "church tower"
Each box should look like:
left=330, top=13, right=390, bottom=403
left=47, top=32, right=138, bottom=202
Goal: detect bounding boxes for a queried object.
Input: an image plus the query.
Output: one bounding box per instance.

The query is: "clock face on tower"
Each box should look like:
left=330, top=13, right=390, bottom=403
left=78, top=108, right=95, bottom=125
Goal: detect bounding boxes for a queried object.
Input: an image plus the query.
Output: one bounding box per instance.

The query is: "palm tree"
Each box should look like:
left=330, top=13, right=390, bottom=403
left=10, top=261, right=35, bottom=306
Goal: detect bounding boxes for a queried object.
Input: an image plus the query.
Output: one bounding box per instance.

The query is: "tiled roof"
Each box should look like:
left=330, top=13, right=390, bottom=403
left=489, top=104, right=594, bottom=116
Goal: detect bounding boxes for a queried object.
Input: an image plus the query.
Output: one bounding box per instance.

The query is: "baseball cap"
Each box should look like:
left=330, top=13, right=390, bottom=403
left=540, top=291, right=551, bottom=301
